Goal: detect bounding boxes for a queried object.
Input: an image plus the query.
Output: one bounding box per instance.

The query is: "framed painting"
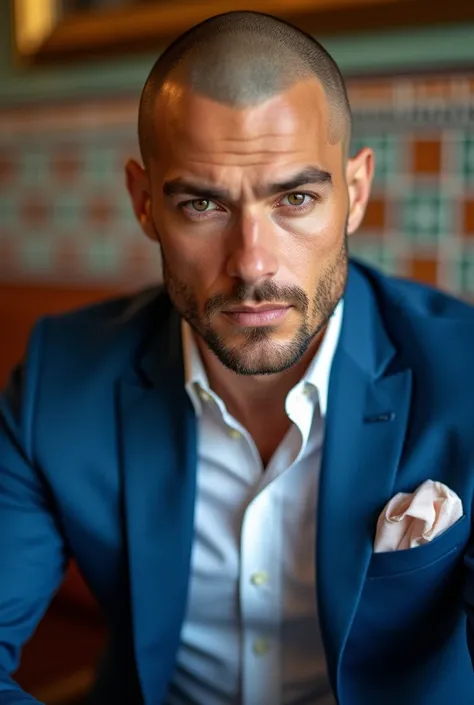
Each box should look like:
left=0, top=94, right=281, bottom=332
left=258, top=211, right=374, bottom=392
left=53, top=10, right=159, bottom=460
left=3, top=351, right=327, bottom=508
left=12, top=0, right=474, bottom=65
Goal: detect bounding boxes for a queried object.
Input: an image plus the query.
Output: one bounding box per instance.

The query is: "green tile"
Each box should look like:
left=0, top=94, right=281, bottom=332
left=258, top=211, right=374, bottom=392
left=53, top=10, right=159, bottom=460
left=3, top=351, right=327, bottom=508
left=19, top=237, right=53, bottom=272
left=401, top=190, right=451, bottom=244
left=20, top=150, right=50, bottom=186
left=84, top=146, right=118, bottom=184
left=460, top=130, right=474, bottom=183
left=117, top=195, right=138, bottom=230
left=351, top=133, right=400, bottom=184
left=350, top=239, right=399, bottom=276
left=87, top=239, right=120, bottom=274
left=53, top=193, right=82, bottom=230
left=454, top=247, right=474, bottom=297
left=0, top=194, right=19, bottom=228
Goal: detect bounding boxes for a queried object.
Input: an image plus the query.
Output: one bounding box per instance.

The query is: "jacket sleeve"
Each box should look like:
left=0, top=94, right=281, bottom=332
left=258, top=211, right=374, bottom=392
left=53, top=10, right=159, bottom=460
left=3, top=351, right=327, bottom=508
left=0, top=320, right=68, bottom=704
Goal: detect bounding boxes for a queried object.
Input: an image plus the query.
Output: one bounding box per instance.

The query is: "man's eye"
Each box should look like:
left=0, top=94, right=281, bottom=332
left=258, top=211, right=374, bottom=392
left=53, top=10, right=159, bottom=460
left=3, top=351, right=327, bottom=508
left=281, top=193, right=312, bottom=207
left=188, top=199, right=218, bottom=212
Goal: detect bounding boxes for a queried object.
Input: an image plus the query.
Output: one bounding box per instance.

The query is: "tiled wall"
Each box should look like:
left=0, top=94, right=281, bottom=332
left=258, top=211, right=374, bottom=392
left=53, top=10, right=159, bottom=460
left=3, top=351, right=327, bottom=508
left=1, top=72, right=474, bottom=297
left=350, top=76, right=474, bottom=298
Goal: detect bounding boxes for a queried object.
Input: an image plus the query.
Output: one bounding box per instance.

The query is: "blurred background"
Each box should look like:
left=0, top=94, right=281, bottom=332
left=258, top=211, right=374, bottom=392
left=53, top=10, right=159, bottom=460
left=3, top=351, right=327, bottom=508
left=1, top=1, right=474, bottom=702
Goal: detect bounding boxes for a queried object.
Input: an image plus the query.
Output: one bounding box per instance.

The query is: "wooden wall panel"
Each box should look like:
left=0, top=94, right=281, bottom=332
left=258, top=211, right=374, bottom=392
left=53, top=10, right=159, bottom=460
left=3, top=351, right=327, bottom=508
left=0, top=283, right=122, bottom=387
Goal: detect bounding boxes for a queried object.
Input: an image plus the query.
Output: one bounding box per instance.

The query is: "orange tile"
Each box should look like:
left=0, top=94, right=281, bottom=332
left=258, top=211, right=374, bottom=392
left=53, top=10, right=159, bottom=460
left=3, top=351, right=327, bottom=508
left=415, top=79, right=450, bottom=100
left=20, top=197, right=50, bottom=227
left=0, top=239, right=14, bottom=272
left=408, top=258, right=438, bottom=285
left=87, top=199, right=115, bottom=227
left=363, top=198, right=386, bottom=230
left=55, top=241, right=80, bottom=273
left=463, top=199, right=474, bottom=236
left=123, top=241, right=155, bottom=277
left=348, top=80, right=393, bottom=103
left=0, top=152, right=16, bottom=185
left=412, top=139, right=442, bottom=174
left=51, top=149, right=81, bottom=182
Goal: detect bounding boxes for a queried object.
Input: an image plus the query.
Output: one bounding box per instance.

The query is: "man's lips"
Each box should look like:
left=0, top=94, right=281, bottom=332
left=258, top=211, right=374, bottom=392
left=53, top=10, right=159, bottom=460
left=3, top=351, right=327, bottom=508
left=222, top=304, right=291, bottom=326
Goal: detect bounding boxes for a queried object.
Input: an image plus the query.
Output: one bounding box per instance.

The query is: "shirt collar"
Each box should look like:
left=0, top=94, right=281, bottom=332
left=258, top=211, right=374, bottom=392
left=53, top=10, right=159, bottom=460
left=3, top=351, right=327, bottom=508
left=182, top=298, right=344, bottom=418
left=182, top=320, right=211, bottom=416
left=299, top=298, right=343, bottom=417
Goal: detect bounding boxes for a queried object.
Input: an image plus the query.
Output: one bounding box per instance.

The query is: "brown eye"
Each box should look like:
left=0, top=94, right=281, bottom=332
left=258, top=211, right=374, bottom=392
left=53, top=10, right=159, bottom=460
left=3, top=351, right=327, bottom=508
left=191, top=199, right=211, bottom=212
left=286, top=193, right=306, bottom=206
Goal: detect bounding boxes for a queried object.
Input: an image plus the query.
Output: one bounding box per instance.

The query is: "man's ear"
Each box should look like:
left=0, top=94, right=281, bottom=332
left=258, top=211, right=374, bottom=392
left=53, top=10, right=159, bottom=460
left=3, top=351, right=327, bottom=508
left=125, top=159, right=159, bottom=242
left=345, top=147, right=375, bottom=236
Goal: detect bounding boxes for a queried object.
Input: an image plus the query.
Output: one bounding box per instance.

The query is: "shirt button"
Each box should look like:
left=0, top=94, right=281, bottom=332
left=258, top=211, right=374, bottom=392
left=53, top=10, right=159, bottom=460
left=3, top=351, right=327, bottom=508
left=227, top=428, right=242, bottom=440
left=302, top=384, right=312, bottom=397
left=198, top=389, right=211, bottom=403
left=250, top=571, right=268, bottom=586
left=253, top=638, right=270, bottom=655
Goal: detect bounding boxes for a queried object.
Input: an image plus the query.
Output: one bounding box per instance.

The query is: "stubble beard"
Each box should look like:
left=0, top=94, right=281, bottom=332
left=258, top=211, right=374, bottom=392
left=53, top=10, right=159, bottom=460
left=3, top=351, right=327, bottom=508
left=160, top=234, right=348, bottom=376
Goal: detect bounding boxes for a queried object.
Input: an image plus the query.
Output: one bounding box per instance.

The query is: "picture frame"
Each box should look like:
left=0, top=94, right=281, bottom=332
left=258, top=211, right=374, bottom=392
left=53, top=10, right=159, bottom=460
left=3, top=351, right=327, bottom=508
left=12, top=0, right=474, bottom=66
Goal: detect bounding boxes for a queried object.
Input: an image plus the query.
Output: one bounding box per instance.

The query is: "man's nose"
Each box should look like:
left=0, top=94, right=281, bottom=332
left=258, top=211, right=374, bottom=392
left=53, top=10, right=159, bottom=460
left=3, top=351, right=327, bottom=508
left=225, top=212, right=279, bottom=285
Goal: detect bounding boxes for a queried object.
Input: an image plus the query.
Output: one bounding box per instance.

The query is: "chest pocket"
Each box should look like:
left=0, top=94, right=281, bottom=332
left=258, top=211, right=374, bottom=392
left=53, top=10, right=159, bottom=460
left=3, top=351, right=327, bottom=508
left=366, top=514, right=469, bottom=579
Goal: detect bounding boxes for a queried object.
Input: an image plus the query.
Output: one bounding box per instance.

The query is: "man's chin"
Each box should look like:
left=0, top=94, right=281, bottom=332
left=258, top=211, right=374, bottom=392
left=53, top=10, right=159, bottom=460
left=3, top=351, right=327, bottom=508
left=209, top=340, right=305, bottom=376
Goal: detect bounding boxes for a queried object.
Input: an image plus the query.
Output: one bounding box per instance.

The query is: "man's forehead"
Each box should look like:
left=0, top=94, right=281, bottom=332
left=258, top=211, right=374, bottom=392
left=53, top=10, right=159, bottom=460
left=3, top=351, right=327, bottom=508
left=155, top=77, right=330, bottom=142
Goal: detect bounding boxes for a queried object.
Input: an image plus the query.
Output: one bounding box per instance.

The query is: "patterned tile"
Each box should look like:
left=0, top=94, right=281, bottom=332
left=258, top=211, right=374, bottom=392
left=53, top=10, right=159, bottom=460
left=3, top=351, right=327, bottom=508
left=351, top=134, right=401, bottom=184
left=0, top=193, right=19, bottom=229
left=86, top=195, right=117, bottom=229
left=362, top=198, right=386, bottom=230
left=463, top=198, right=474, bottom=236
left=83, top=146, right=122, bottom=185
left=454, top=245, right=474, bottom=298
left=52, top=193, right=83, bottom=231
left=407, top=257, right=439, bottom=285
left=18, top=237, right=53, bottom=273
left=50, top=147, right=82, bottom=183
left=0, top=151, right=17, bottom=186
left=401, top=190, right=451, bottom=245
left=460, top=132, right=474, bottom=184
left=19, top=194, right=51, bottom=230
left=1, top=72, right=474, bottom=295
left=412, top=137, right=442, bottom=175
left=19, top=150, right=51, bottom=186
left=86, top=238, right=121, bottom=275
left=350, top=238, right=402, bottom=277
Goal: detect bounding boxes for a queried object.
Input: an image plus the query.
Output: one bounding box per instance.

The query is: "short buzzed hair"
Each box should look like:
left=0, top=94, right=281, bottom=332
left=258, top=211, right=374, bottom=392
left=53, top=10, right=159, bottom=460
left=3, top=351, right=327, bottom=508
left=138, top=11, right=352, bottom=163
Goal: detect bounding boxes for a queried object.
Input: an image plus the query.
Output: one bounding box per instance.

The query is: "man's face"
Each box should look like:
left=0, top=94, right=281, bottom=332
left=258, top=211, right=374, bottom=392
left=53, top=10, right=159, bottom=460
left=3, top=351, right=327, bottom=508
left=127, top=77, right=373, bottom=375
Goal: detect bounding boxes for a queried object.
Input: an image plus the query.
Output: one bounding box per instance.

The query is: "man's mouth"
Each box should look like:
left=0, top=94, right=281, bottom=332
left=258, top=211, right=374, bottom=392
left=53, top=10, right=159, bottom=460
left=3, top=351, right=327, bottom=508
left=222, top=304, right=292, bottom=326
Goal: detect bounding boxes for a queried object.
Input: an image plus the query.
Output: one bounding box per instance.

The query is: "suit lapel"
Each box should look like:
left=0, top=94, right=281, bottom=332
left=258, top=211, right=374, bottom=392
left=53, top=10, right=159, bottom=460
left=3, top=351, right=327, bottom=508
left=118, top=302, right=197, bottom=705
left=317, top=264, right=412, bottom=694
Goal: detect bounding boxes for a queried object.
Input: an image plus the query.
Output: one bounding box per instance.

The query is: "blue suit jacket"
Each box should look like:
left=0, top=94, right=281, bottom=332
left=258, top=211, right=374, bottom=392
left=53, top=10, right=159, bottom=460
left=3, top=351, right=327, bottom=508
left=2, top=259, right=474, bottom=705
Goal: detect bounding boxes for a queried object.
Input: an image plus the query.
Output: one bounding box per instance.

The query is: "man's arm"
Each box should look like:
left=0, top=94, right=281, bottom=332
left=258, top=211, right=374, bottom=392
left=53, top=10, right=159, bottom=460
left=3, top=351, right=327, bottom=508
left=0, top=322, right=68, bottom=704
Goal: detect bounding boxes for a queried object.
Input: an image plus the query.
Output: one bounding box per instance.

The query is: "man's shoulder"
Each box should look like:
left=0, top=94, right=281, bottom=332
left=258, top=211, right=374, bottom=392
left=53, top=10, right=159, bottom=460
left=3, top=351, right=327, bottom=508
left=28, top=284, right=172, bottom=379
left=46, top=284, right=167, bottom=328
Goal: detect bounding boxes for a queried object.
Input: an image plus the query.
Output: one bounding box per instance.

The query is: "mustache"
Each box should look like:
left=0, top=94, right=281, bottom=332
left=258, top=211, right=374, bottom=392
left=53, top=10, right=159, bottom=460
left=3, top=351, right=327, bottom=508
left=204, top=281, right=309, bottom=317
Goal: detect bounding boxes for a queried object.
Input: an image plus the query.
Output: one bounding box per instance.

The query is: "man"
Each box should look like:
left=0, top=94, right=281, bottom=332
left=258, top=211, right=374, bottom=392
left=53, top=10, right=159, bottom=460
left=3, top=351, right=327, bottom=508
left=1, top=10, right=474, bottom=705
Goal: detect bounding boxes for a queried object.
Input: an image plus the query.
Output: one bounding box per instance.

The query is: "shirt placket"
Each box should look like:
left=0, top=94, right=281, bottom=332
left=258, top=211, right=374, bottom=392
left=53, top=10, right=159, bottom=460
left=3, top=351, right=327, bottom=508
left=240, top=484, right=283, bottom=705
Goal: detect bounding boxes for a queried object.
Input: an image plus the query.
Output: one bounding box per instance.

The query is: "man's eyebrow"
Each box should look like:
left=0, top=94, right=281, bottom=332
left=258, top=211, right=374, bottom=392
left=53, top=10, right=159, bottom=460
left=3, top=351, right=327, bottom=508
left=259, top=166, right=332, bottom=198
left=162, top=166, right=332, bottom=202
left=163, top=179, right=230, bottom=201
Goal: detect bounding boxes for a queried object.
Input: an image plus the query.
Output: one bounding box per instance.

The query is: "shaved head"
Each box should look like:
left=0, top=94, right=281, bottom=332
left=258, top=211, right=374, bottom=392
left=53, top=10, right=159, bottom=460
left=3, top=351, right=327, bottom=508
left=126, top=11, right=373, bottom=382
left=138, top=11, right=352, bottom=163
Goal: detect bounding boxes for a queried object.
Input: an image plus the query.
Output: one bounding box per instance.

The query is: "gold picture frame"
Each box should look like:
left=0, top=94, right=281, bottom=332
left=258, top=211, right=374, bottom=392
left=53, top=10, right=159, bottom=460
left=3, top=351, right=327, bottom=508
left=13, top=0, right=474, bottom=65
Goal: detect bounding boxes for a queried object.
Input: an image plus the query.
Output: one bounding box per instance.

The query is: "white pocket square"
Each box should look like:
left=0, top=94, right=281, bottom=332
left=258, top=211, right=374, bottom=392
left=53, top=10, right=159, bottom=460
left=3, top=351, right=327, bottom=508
left=374, top=479, right=463, bottom=553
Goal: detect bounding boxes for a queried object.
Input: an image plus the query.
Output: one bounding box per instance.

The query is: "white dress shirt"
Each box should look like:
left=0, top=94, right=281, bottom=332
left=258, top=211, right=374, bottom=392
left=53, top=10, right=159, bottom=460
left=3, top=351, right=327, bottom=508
left=165, top=301, right=343, bottom=705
